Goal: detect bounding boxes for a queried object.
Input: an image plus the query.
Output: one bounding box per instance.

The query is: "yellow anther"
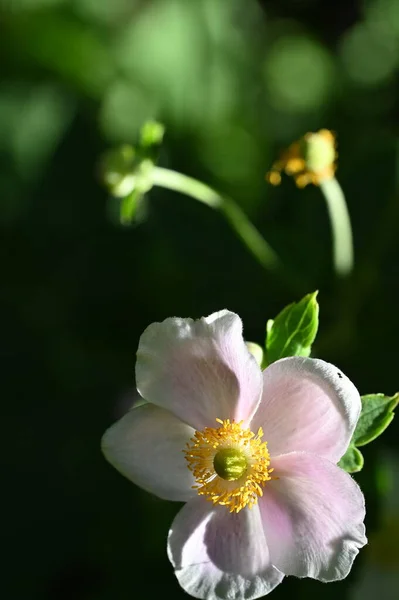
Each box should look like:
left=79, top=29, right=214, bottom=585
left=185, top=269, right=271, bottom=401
left=184, top=418, right=273, bottom=513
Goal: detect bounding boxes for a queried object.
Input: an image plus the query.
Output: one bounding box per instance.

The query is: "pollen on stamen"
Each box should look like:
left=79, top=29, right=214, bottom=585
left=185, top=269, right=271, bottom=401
left=184, top=418, right=273, bottom=513
left=266, top=129, right=337, bottom=188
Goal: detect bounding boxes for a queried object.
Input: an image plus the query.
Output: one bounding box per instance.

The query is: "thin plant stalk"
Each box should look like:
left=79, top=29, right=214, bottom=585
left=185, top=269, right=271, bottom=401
left=151, top=166, right=282, bottom=272
left=319, top=177, right=354, bottom=277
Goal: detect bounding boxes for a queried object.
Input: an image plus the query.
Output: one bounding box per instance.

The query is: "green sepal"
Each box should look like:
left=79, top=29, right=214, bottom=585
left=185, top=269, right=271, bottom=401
left=139, top=120, right=165, bottom=149
left=265, top=291, right=319, bottom=365
left=338, top=445, right=364, bottom=474
left=120, top=189, right=142, bottom=225
left=353, top=393, right=399, bottom=447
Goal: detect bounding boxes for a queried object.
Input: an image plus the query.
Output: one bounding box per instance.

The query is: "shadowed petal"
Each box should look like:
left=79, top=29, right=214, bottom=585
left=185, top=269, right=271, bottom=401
left=168, top=497, right=284, bottom=600
left=259, top=452, right=366, bottom=581
left=102, top=403, right=196, bottom=502
left=252, top=357, right=361, bottom=462
left=136, top=310, right=263, bottom=430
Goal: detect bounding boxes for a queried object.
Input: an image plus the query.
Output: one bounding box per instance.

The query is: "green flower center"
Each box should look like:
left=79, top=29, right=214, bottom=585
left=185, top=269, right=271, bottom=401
left=213, top=447, right=248, bottom=481
left=302, top=134, right=335, bottom=172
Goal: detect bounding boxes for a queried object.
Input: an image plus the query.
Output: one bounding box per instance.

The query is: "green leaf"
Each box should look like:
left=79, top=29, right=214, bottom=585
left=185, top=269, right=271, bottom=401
left=338, top=445, right=364, bottom=473
left=265, top=291, right=319, bottom=364
left=339, top=393, right=397, bottom=474
left=353, top=393, right=399, bottom=447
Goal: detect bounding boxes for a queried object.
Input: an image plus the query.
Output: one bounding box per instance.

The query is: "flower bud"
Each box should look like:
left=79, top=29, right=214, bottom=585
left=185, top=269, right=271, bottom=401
left=99, top=145, right=139, bottom=198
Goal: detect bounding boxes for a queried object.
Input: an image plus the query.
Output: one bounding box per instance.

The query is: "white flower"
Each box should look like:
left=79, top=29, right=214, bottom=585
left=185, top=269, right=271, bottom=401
left=102, top=310, right=367, bottom=600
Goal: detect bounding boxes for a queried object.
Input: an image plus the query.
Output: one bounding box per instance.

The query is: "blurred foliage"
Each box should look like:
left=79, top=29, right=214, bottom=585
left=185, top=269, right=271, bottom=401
left=0, top=0, right=398, bottom=599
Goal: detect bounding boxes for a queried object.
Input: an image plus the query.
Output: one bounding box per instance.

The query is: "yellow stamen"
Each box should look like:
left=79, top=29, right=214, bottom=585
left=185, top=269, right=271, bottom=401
left=184, top=418, right=273, bottom=513
left=266, top=129, right=337, bottom=188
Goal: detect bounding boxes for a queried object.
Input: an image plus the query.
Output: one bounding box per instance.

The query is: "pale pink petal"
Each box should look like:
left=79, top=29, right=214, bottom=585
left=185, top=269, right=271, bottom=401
left=136, top=310, right=263, bottom=430
left=251, top=357, right=361, bottom=461
left=259, top=452, right=366, bottom=581
left=168, top=497, right=284, bottom=600
left=101, top=403, right=196, bottom=502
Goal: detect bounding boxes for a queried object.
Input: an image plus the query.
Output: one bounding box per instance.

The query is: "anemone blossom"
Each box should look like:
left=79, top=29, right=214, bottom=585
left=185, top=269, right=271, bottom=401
left=102, top=310, right=366, bottom=600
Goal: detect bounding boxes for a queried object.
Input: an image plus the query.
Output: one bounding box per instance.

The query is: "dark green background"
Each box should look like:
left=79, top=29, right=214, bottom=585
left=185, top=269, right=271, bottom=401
left=1, top=0, right=398, bottom=598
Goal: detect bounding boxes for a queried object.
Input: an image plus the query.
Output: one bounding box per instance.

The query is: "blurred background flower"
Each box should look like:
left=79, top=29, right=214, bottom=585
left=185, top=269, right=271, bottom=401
left=0, top=0, right=398, bottom=598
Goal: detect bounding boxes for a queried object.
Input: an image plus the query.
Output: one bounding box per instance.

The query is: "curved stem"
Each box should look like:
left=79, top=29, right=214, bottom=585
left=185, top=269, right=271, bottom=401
left=151, top=166, right=282, bottom=272
left=319, top=177, right=354, bottom=277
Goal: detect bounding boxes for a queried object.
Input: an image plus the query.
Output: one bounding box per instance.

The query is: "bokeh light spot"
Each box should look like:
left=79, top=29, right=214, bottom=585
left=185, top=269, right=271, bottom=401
left=100, top=81, right=158, bottom=143
left=264, top=36, right=335, bottom=112
left=340, top=23, right=398, bottom=86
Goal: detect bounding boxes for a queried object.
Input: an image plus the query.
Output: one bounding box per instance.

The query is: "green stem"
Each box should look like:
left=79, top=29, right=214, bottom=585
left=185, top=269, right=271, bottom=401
left=319, top=177, right=354, bottom=277
left=151, top=166, right=282, bottom=272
